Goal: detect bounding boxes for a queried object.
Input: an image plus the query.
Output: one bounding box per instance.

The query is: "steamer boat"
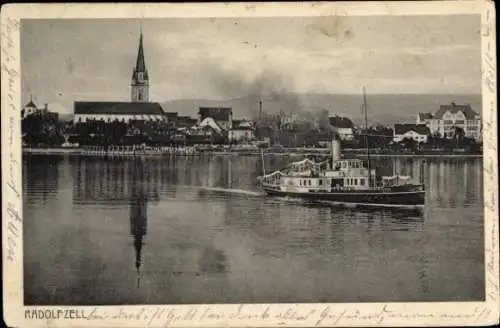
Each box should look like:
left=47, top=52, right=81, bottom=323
left=257, top=87, right=426, bottom=208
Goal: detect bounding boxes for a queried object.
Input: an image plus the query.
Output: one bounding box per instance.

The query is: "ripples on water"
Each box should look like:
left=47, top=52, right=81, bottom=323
left=23, top=154, right=484, bottom=305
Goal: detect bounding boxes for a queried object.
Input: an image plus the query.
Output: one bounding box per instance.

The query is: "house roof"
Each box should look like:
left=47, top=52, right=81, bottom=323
left=329, top=116, right=354, bottom=129
left=25, top=100, right=37, bottom=108
left=418, top=112, right=434, bottom=121
left=434, top=103, right=479, bottom=119
left=198, top=107, right=232, bottom=121
left=199, top=116, right=224, bottom=133
left=74, top=101, right=164, bottom=115
left=394, top=124, right=430, bottom=135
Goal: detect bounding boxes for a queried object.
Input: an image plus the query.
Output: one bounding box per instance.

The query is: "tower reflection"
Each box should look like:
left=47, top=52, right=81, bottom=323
left=129, top=157, right=148, bottom=288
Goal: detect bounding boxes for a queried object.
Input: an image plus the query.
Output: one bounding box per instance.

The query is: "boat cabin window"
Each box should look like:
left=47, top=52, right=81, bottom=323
left=319, top=179, right=323, bottom=186
left=354, top=178, right=358, bottom=185
left=342, top=162, right=346, bottom=168
left=360, top=178, right=365, bottom=186
left=308, top=180, right=312, bottom=186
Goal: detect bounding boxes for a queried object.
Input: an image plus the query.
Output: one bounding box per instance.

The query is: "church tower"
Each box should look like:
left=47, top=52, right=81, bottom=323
left=131, top=30, right=149, bottom=102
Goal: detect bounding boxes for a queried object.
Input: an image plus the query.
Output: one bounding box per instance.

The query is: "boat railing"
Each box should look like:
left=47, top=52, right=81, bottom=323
left=258, top=170, right=284, bottom=186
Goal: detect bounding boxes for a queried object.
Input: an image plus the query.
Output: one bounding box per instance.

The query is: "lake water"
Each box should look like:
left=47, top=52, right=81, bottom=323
left=23, top=153, right=485, bottom=305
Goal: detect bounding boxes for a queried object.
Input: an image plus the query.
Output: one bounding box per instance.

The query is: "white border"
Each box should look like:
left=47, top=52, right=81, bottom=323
left=2, top=1, right=498, bottom=327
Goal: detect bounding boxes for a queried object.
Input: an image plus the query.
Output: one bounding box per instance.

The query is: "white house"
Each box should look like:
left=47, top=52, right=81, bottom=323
left=393, top=124, right=430, bottom=143
left=229, top=126, right=255, bottom=142
left=417, top=102, right=481, bottom=140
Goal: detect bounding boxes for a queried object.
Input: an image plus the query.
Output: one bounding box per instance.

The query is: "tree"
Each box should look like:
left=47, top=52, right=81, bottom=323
left=453, top=126, right=466, bottom=149
left=399, top=137, right=418, bottom=152
left=22, top=112, right=65, bottom=147
left=315, top=109, right=331, bottom=132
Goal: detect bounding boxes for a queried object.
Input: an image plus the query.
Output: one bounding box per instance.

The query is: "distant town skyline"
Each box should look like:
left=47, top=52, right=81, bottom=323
left=21, top=15, right=481, bottom=114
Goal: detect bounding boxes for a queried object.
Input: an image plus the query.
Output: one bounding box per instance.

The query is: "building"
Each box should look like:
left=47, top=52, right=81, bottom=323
left=198, top=107, right=233, bottom=130
left=232, top=119, right=254, bottom=129
left=199, top=116, right=224, bottom=134
left=329, top=115, right=355, bottom=140
left=22, top=97, right=53, bottom=117
left=74, top=101, right=165, bottom=123
left=164, top=112, right=179, bottom=124
left=73, top=30, right=165, bottom=123
left=417, top=102, right=482, bottom=140
left=228, top=119, right=255, bottom=142
left=131, top=31, right=149, bottom=102
left=393, top=124, right=430, bottom=143
left=22, top=97, right=39, bottom=118
left=280, top=113, right=298, bottom=130
left=21, top=98, right=59, bottom=122
left=177, top=116, right=198, bottom=128
left=229, top=127, right=255, bottom=142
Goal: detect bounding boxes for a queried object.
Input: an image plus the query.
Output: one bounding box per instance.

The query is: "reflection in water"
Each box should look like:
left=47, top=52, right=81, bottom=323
left=129, top=158, right=148, bottom=288
left=23, top=154, right=484, bottom=304
left=199, top=246, right=228, bottom=274
left=23, top=155, right=62, bottom=203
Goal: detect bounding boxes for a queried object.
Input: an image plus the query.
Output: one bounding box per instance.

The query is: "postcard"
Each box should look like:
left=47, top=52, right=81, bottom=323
left=2, top=1, right=498, bottom=327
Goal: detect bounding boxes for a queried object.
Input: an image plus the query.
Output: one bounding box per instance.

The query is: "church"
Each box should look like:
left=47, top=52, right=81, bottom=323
left=73, top=31, right=166, bottom=123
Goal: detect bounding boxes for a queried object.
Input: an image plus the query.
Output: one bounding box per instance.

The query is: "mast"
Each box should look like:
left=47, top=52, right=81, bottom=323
left=260, top=99, right=266, bottom=177
left=363, top=86, right=372, bottom=186
left=261, top=149, right=266, bottom=176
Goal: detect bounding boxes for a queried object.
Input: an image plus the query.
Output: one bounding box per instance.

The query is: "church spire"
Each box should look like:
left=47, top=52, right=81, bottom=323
left=135, top=31, right=146, bottom=73
left=131, top=25, right=149, bottom=102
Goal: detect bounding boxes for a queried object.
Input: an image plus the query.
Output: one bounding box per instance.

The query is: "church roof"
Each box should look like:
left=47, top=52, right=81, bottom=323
left=131, top=32, right=149, bottom=83
left=74, top=101, right=164, bottom=115
left=136, top=33, right=146, bottom=72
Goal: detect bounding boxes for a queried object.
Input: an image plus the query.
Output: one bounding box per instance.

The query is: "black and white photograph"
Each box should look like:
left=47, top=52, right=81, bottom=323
left=2, top=2, right=498, bottom=327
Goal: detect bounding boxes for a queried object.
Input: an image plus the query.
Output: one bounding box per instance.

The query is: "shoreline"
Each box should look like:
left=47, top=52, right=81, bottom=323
left=22, top=147, right=483, bottom=158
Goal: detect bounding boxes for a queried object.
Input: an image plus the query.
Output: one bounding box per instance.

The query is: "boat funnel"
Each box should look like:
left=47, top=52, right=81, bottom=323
left=332, top=136, right=341, bottom=163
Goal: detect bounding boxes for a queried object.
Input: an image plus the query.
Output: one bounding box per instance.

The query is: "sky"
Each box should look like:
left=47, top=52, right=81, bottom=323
left=21, top=15, right=481, bottom=113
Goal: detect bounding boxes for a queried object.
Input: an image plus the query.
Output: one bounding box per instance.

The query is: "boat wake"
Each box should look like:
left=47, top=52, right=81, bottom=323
left=313, top=199, right=425, bottom=210
left=196, top=186, right=265, bottom=197
left=271, top=196, right=424, bottom=212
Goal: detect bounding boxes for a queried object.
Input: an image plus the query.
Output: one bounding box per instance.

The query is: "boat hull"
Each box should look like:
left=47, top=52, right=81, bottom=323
left=263, top=187, right=425, bottom=207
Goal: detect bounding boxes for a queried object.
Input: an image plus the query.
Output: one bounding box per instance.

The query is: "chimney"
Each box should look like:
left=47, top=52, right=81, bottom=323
left=44, top=103, right=48, bottom=111
left=451, top=102, right=456, bottom=107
